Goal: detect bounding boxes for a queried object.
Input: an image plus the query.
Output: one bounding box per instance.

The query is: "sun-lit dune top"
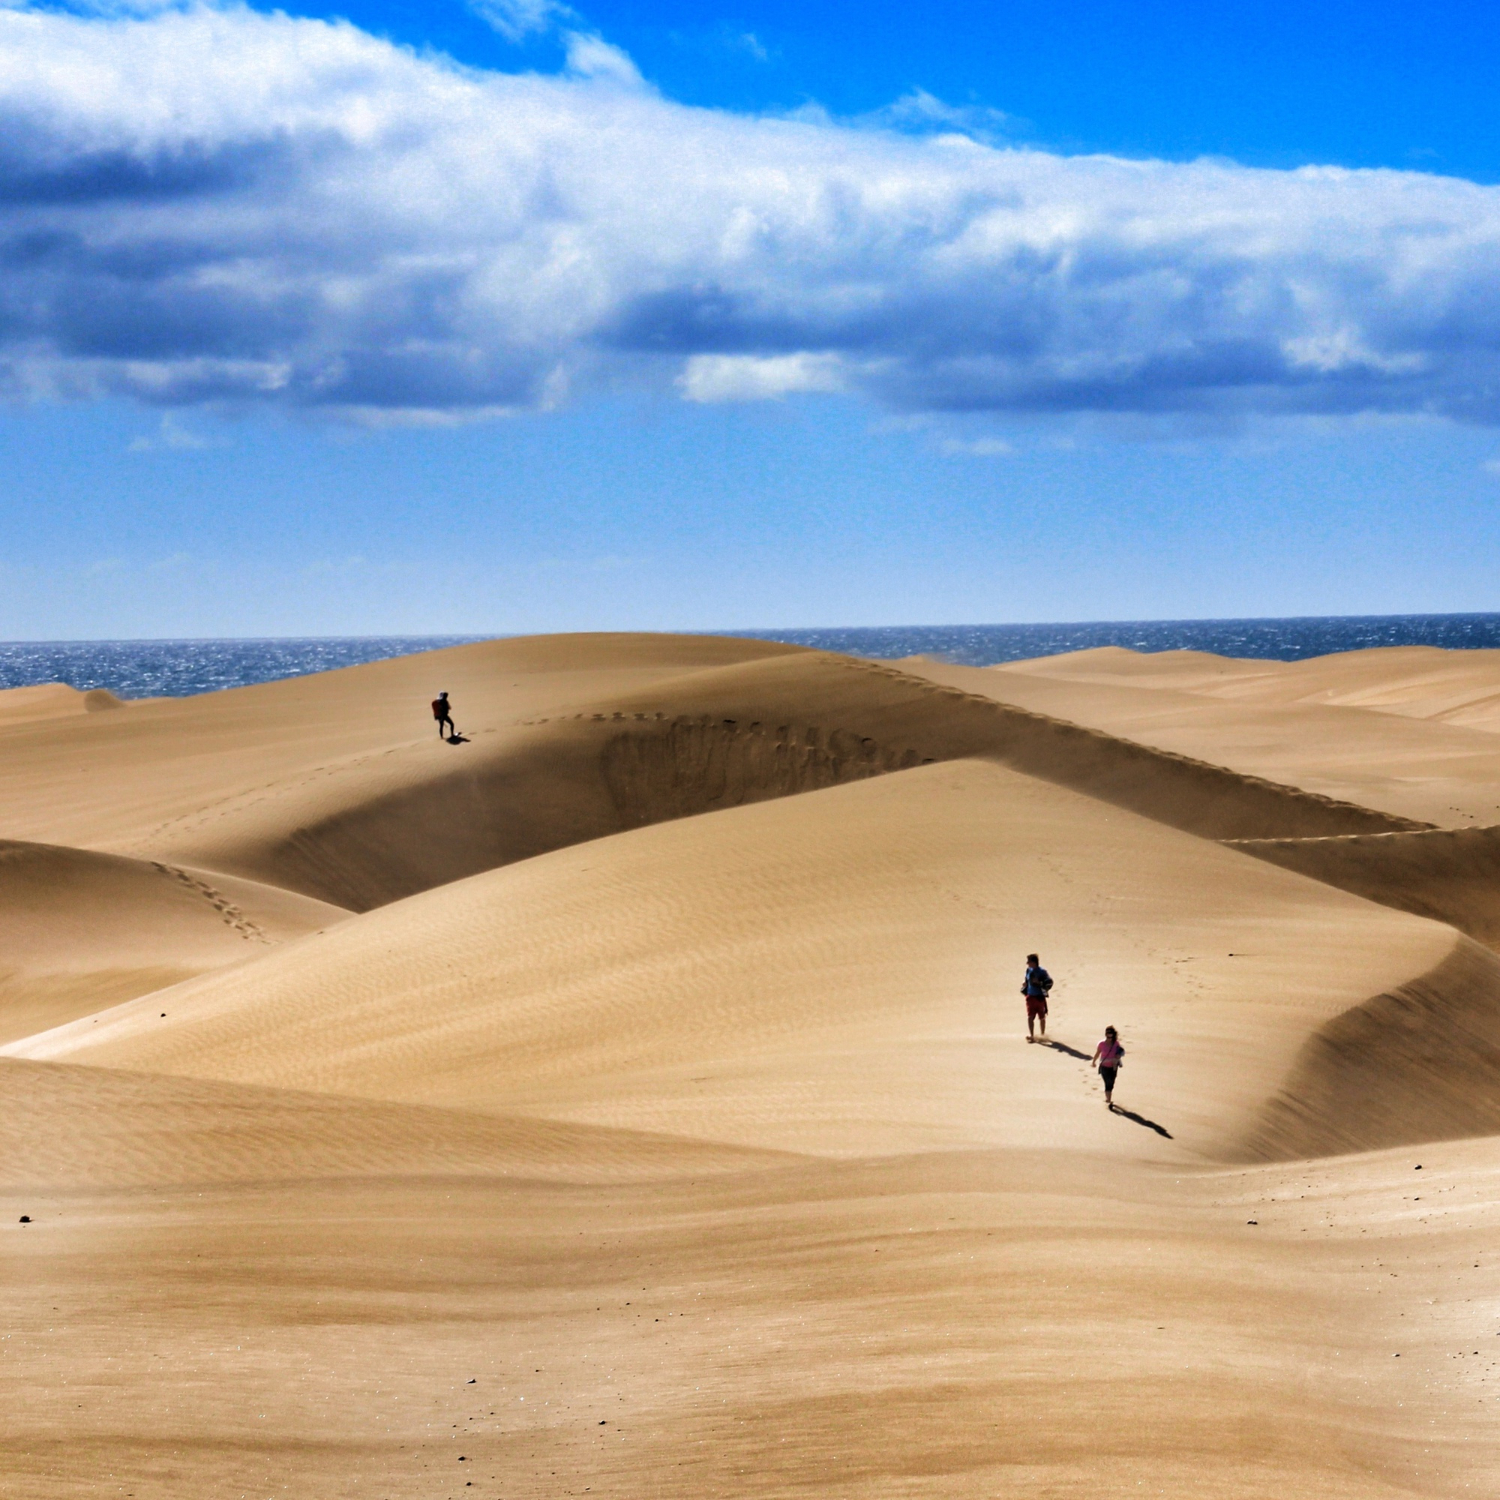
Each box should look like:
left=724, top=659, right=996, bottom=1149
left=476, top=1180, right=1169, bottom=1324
left=899, top=645, right=1500, bottom=828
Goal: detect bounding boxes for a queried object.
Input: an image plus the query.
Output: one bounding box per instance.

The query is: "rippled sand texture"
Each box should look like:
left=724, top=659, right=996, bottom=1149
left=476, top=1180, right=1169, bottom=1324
left=5, top=633, right=1500, bottom=1498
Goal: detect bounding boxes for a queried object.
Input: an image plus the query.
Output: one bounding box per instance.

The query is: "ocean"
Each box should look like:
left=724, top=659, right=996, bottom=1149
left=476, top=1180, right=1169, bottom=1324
left=3, top=613, right=1500, bottom=700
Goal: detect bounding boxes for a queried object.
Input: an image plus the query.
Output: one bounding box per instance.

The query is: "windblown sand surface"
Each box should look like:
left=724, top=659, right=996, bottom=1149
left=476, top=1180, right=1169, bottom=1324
left=5, top=634, right=1500, bottom=1498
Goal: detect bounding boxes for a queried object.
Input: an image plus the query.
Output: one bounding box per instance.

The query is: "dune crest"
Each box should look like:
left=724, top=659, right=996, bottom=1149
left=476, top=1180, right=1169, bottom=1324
left=118, top=648, right=1423, bottom=912
left=902, top=647, right=1500, bottom=826
left=1229, top=822, right=1500, bottom=950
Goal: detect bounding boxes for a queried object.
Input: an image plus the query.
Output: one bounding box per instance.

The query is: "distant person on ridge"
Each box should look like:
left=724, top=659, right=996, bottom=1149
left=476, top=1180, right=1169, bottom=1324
left=1092, top=1026, right=1125, bottom=1109
left=432, top=691, right=455, bottom=739
left=1021, top=953, right=1053, bottom=1042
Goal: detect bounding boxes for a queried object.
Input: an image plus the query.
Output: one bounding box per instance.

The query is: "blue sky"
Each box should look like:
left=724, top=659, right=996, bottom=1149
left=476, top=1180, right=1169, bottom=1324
left=1, top=0, right=1499, bottom=638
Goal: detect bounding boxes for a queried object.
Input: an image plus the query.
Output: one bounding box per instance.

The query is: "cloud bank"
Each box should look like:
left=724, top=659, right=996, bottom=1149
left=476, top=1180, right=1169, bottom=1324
left=4, top=5, right=1500, bottom=424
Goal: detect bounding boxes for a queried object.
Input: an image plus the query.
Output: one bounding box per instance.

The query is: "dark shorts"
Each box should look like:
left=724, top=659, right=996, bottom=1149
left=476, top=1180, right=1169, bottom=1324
left=1099, top=1066, right=1118, bottom=1091
left=1026, top=996, right=1048, bottom=1020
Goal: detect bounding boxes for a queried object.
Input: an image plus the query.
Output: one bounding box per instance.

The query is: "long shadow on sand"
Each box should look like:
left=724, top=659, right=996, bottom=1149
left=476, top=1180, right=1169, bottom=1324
left=1038, top=1039, right=1092, bottom=1060
left=1110, top=1104, right=1173, bottom=1139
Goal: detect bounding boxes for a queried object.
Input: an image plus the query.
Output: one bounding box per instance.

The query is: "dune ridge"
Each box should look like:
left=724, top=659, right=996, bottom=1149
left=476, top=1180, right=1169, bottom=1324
left=1229, top=823, right=1500, bottom=951
left=132, top=649, right=1426, bottom=912
left=902, top=648, right=1500, bottom=827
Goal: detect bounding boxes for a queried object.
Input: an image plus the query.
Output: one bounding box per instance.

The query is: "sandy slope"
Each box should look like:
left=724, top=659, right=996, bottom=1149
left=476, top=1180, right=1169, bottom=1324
left=0, top=682, right=127, bottom=725
left=0, top=840, right=346, bottom=1043
left=7, top=633, right=1500, bottom=1498
left=903, top=648, right=1500, bottom=827
left=5, top=1124, right=1497, bottom=1499
left=1005, top=643, right=1500, bottom=734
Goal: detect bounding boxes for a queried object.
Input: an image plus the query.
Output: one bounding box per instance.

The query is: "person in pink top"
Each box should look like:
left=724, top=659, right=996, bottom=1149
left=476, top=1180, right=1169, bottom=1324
left=1092, top=1026, right=1124, bottom=1109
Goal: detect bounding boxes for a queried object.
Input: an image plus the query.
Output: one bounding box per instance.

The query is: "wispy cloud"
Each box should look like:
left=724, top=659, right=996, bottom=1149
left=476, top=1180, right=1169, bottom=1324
left=857, top=88, right=1025, bottom=145
left=127, top=413, right=218, bottom=451
left=734, top=31, right=769, bottom=63
left=466, top=0, right=576, bottom=43
left=4, top=6, right=1500, bottom=428
left=936, top=436, right=1014, bottom=457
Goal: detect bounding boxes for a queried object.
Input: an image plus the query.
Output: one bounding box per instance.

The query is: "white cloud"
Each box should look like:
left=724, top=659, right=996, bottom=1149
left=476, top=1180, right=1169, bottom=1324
left=4, top=6, right=1500, bottom=426
left=679, top=353, right=846, bottom=402
left=562, top=30, right=645, bottom=86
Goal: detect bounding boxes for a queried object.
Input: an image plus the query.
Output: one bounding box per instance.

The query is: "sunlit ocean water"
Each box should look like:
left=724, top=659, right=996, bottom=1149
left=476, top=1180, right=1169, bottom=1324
left=3, top=614, right=1500, bottom=700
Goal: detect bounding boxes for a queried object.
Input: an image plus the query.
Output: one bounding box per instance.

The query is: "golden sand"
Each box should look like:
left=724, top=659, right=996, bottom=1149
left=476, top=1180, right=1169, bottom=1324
left=4, top=633, right=1499, bottom=1497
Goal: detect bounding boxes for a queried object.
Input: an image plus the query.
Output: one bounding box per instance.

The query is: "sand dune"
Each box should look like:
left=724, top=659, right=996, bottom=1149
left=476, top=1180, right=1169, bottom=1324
left=5, top=1140, right=1496, bottom=1499
left=0, top=682, right=125, bottom=726
left=1231, top=822, right=1500, bottom=949
left=11, top=757, right=1465, bottom=1163
left=115, top=648, right=1428, bottom=910
left=999, top=641, right=1500, bottom=732
left=0, top=839, right=346, bottom=1043
left=1011, top=643, right=1500, bottom=735
left=0, top=632, right=802, bottom=856
left=1245, top=935, right=1500, bottom=1158
left=8, top=632, right=1500, bottom=1498
left=0, top=1057, right=783, bottom=1190
left=904, top=649, right=1500, bottom=826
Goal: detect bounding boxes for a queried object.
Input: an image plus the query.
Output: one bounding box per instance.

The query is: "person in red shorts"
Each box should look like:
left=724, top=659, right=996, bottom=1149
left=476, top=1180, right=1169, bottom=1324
left=1021, top=952, right=1053, bottom=1042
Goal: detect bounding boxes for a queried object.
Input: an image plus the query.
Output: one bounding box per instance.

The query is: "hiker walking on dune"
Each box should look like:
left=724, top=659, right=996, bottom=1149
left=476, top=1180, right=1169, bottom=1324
left=432, top=691, right=455, bottom=739
left=1021, top=953, right=1053, bottom=1042
left=1092, top=1026, right=1124, bottom=1109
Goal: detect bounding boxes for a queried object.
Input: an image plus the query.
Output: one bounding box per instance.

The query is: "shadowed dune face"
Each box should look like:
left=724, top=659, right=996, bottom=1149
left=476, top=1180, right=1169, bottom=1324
left=1246, top=937, right=1500, bottom=1160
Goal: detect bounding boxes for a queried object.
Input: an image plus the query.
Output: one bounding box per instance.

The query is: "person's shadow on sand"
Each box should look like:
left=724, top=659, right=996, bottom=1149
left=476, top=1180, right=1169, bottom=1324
left=1040, top=1039, right=1091, bottom=1061
left=445, top=733, right=470, bottom=745
left=1109, top=1105, right=1173, bottom=1139
left=1037, top=1040, right=1174, bottom=1138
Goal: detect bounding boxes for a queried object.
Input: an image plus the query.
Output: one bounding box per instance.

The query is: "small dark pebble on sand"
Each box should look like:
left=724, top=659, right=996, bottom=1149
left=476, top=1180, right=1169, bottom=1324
left=19, top=1216, right=30, bottom=1223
